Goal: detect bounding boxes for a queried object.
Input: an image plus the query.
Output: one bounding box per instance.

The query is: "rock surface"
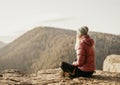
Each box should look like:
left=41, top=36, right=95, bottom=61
left=103, top=55, right=120, bottom=72
left=0, top=68, right=120, bottom=85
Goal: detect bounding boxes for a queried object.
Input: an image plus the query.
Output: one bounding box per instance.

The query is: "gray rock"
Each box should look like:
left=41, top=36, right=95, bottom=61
left=103, top=55, right=120, bottom=72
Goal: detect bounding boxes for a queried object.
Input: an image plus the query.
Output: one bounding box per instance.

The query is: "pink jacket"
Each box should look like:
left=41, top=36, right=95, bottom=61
left=73, top=35, right=96, bottom=72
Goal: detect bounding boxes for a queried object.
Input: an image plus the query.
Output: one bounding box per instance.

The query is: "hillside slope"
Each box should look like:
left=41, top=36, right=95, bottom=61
left=0, top=26, right=119, bottom=73
left=90, top=32, right=120, bottom=69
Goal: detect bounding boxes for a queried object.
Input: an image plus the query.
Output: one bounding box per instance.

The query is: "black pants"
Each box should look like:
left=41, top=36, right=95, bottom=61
left=60, top=62, right=94, bottom=78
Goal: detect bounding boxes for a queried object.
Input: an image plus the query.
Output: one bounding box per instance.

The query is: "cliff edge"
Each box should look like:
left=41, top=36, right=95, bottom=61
left=0, top=68, right=120, bottom=85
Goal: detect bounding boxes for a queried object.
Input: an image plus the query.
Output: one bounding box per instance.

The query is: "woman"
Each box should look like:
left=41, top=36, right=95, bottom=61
left=60, top=26, right=96, bottom=78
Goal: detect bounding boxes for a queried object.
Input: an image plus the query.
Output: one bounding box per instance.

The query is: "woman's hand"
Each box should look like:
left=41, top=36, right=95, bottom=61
left=72, top=61, right=76, bottom=65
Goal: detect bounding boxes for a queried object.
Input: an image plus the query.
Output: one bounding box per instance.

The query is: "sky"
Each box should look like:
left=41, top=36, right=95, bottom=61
left=0, top=0, right=120, bottom=43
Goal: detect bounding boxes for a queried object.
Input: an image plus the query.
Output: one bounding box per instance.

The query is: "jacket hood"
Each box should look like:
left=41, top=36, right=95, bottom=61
left=81, top=35, right=94, bottom=47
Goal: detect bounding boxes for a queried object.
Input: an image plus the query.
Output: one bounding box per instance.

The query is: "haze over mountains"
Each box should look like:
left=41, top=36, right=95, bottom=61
left=0, top=26, right=119, bottom=73
left=0, top=41, right=6, bottom=48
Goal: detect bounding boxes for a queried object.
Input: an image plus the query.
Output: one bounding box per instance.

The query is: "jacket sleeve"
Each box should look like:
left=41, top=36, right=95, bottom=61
left=73, top=42, right=86, bottom=66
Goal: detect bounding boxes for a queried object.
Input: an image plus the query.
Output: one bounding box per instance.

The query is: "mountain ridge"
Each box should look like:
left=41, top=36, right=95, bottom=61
left=0, top=26, right=119, bottom=73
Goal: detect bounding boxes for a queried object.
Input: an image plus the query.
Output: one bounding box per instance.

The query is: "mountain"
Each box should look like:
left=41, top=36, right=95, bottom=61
left=0, top=26, right=119, bottom=73
left=0, top=41, right=6, bottom=48
left=0, top=27, right=76, bottom=73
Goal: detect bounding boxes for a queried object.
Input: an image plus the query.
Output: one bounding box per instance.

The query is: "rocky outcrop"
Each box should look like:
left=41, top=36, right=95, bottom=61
left=103, top=55, right=120, bottom=72
left=0, top=69, right=30, bottom=85
left=0, top=68, right=120, bottom=85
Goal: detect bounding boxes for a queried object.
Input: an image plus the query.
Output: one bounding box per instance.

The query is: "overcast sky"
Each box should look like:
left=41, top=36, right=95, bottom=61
left=0, top=0, right=120, bottom=43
